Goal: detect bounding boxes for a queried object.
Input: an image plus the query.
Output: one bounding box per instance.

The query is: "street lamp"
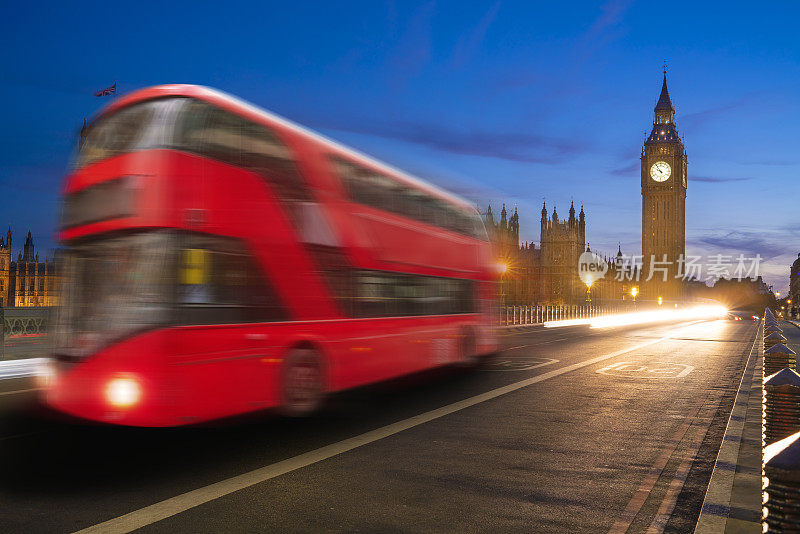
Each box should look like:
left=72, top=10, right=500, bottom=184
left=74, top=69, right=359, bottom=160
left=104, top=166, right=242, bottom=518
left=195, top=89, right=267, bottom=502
left=658, top=296, right=663, bottom=306
left=585, top=277, right=594, bottom=303
left=630, top=286, right=638, bottom=304
left=496, top=261, right=509, bottom=306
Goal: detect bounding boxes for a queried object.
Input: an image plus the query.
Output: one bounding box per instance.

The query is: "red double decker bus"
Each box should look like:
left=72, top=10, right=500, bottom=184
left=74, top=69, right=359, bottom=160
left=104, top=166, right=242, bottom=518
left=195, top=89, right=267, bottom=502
left=44, top=85, right=497, bottom=426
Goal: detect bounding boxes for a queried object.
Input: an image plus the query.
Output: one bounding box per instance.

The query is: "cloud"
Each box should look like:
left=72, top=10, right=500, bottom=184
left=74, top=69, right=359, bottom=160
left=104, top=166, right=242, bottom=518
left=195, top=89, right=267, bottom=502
left=452, top=2, right=501, bottom=69
left=682, top=94, right=758, bottom=130
left=573, top=0, right=633, bottom=63
left=610, top=161, right=638, bottom=176
left=386, top=1, right=436, bottom=84
left=692, top=230, right=792, bottom=261
left=740, top=159, right=799, bottom=167
left=314, top=116, right=583, bottom=164
left=690, top=176, right=753, bottom=183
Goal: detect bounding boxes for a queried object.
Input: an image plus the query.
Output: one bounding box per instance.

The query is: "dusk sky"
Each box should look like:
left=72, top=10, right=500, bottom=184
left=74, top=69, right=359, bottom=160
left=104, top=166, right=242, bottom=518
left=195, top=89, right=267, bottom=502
left=2, top=1, right=799, bottom=293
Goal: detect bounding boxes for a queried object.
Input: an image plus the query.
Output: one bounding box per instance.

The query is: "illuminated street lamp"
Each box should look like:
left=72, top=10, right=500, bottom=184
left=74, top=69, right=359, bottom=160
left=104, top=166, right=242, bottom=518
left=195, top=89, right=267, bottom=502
left=658, top=296, right=663, bottom=306
left=585, top=277, right=594, bottom=303
left=496, top=261, right=509, bottom=306
left=630, top=286, right=639, bottom=305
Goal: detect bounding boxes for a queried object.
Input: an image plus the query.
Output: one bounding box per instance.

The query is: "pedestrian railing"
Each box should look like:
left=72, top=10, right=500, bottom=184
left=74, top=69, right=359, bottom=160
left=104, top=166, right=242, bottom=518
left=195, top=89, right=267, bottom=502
left=500, top=304, right=625, bottom=326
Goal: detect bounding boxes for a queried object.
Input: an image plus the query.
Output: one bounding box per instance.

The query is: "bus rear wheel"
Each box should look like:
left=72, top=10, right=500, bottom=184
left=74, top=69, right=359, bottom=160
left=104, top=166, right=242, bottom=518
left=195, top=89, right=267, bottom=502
left=279, top=348, right=325, bottom=416
left=457, top=327, right=479, bottom=368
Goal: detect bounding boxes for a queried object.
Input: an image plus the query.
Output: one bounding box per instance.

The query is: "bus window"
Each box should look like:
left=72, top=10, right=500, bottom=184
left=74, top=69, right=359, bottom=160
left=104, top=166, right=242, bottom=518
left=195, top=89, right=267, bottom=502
left=331, top=156, right=486, bottom=240
left=176, top=100, right=311, bottom=206
left=349, top=270, right=475, bottom=318
left=76, top=98, right=185, bottom=169
left=177, top=235, right=288, bottom=325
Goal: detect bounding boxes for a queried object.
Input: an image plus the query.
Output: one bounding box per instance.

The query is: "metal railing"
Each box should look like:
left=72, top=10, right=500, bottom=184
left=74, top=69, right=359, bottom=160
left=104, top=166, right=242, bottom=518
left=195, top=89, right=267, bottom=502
left=2, top=307, right=50, bottom=342
left=500, top=304, right=625, bottom=326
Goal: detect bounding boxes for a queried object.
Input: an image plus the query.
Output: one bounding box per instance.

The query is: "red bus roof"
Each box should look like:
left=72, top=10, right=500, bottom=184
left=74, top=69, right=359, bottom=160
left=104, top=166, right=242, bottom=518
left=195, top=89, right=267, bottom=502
left=98, top=84, right=477, bottom=212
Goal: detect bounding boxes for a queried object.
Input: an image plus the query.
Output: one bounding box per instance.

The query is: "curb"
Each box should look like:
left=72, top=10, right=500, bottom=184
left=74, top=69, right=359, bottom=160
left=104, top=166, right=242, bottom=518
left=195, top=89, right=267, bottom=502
left=694, top=321, right=762, bottom=533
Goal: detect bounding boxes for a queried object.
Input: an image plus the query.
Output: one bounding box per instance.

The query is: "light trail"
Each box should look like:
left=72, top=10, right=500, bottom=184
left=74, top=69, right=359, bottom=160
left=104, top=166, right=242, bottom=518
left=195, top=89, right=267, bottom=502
left=543, top=305, right=728, bottom=329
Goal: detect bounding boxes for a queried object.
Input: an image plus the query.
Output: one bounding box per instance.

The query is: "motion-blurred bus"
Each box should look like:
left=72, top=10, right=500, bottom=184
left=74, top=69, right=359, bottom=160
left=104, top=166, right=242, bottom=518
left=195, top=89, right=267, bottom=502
left=44, top=85, right=497, bottom=426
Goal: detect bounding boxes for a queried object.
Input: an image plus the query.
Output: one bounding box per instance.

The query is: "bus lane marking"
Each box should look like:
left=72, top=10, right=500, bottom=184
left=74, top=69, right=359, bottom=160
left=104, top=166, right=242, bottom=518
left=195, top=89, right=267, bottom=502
left=596, top=361, right=694, bottom=378
left=74, top=327, right=702, bottom=534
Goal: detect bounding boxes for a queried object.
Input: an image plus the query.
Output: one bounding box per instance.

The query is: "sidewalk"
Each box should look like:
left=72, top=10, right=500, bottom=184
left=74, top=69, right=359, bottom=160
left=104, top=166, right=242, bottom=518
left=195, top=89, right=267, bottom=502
left=694, top=322, right=762, bottom=533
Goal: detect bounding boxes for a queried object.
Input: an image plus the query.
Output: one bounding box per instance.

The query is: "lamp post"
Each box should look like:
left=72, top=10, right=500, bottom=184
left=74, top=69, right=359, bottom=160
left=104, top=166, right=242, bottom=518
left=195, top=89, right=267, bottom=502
left=585, top=277, right=593, bottom=303
left=496, top=261, right=508, bottom=307
left=630, top=286, right=638, bottom=307
left=658, top=296, right=663, bottom=306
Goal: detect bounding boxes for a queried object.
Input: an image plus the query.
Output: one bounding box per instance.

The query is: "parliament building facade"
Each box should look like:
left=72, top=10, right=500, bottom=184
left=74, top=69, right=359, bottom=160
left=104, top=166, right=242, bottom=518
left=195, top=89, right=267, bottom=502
left=0, top=228, right=59, bottom=308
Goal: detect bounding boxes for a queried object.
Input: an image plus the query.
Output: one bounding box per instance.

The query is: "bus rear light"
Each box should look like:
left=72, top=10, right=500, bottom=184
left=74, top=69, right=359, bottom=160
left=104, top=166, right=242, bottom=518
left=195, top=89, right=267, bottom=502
left=105, top=377, right=142, bottom=408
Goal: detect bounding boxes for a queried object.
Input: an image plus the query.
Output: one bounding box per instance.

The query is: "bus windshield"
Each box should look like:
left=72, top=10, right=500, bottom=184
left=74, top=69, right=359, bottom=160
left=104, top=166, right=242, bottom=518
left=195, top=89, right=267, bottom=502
left=53, top=232, right=174, bottom=359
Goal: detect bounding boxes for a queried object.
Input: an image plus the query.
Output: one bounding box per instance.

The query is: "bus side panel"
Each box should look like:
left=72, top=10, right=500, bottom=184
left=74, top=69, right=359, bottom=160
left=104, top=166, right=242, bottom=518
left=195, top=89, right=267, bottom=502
left=47, top=331, right=176, bottom=427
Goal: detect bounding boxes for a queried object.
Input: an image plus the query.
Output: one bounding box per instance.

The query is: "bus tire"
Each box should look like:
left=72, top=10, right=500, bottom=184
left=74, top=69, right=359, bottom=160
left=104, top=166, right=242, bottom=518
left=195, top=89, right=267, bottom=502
left=457, top=327, right=479, bottom=368
left=279, top=348, right=325, bottom=416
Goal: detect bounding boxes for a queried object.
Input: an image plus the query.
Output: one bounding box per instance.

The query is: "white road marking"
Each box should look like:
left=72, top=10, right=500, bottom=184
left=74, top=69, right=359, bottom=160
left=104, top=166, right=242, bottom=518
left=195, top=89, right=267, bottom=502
left=483, top=358, right=559, bottom=372
left=596, top=361, right=695, bottom=379
left=73, top=331, right=683, bottom=534
left=0, top=388, right=40, bottom=396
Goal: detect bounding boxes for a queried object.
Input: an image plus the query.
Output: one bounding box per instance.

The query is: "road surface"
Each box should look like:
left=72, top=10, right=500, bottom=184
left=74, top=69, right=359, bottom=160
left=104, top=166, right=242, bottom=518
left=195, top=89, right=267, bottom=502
left=0, top=318, right=758, bottom=533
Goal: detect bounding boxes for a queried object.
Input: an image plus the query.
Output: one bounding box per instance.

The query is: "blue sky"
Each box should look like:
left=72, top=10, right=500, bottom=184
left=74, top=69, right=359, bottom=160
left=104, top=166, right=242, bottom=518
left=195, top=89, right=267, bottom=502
left=1, top=1, right=799, bottom=292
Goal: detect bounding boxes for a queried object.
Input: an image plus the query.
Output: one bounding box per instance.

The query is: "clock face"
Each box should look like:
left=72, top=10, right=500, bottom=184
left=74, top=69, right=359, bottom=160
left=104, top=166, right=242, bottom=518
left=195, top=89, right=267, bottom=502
left=650, top=161, right=671, bottom=182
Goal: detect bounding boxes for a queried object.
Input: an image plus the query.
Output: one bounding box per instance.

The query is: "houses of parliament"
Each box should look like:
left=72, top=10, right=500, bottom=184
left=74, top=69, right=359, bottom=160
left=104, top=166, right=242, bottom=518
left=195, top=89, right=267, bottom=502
left=485, top=202, right=635, bottom=305
left=0, top=228, right=59, bottom=307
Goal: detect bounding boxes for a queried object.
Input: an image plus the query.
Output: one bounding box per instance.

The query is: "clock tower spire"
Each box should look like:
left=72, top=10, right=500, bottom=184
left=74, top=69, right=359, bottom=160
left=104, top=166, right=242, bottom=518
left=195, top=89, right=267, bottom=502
left=641, top=66, right=687, bottom=301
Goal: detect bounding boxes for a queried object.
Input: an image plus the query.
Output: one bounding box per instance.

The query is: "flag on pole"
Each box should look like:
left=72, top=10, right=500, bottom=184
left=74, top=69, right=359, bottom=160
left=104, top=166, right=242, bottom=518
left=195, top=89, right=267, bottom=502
left=94, top=80, right=116, bottom=97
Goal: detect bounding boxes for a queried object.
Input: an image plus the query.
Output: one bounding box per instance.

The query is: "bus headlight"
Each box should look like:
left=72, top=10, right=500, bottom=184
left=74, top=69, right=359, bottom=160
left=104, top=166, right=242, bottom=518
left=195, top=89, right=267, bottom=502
left=34, top=359, right=57, bottom=388
left=105, top=377, right=141, bottom=408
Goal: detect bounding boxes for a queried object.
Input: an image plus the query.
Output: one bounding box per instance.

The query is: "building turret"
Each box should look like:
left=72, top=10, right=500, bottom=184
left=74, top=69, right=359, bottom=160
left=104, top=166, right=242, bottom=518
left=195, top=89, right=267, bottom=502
left=541, top=201, right=548, bottom=233
left=552, top=205, right=558, bottom=223
left=486, top=204, right=494, bottom=226
left=510, top=207, right=519, bottom=242
left=569, top=201, right=576, bottom=227
left=500, top=203, right=507, bottom=229
left=6, top=227, right=11, bottom=250
left=22, top=231, right=33, bottom=263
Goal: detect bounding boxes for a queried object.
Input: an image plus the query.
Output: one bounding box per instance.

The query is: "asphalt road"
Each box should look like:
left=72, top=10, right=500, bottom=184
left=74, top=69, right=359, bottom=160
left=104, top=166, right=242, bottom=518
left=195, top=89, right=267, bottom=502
left=0, top=318, right=759, bottom=533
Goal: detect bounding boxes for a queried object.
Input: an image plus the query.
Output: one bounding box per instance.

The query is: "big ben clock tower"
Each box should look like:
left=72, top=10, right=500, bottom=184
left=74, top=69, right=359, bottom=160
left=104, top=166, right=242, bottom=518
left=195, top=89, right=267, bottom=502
left=641, top=66, right=686, bottom=301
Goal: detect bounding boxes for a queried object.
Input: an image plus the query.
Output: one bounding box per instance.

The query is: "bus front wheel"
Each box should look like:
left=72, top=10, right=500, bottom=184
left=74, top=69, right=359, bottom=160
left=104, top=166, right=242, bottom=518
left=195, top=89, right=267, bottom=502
left=279, top=348, right=325, bottom=416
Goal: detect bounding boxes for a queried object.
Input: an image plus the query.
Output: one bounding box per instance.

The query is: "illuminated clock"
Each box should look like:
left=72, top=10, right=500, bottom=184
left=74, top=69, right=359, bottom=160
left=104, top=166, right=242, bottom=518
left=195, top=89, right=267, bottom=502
left=650, top=161, right=671, bottom=182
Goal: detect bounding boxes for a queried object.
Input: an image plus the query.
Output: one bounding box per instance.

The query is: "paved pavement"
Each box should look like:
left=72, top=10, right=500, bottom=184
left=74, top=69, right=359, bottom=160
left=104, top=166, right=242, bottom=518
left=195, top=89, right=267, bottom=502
left=0, top=318, right=756, bottom=533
